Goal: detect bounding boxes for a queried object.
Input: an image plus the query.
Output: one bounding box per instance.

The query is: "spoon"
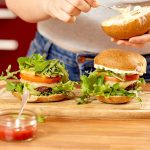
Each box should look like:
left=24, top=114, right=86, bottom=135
left=100, top=4, right=118, bottom=11
left=100, top=4, right=136, bottom=14
left=15, top=89, right=30, bottom=127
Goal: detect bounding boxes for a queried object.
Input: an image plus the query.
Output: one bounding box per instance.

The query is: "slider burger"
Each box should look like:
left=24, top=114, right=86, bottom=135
left=101, top=6, right=150, bottom=39
left=7, top=54, right=75, bottom=102
left=80, top=49, right=146, bottom=104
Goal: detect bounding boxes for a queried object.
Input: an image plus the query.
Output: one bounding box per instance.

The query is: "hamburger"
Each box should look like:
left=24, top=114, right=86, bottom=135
left=80, top=49, right=146, bottom=104
left=101, top=6, right=150, bottom=39
left=6, top=54, right=75, bottom=102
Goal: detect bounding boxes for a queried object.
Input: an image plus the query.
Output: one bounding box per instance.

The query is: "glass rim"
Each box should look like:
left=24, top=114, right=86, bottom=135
left=0, top=108, right=36, bottom=115
left=0, top=108, right=37, bottom=127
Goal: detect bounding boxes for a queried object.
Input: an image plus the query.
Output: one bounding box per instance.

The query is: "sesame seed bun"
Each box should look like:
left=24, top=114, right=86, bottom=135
left=94, top=49, right=147, bottom=75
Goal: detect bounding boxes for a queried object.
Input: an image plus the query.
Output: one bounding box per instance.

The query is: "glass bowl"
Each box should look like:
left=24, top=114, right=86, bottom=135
left=0, top=109, right=37, bottom=142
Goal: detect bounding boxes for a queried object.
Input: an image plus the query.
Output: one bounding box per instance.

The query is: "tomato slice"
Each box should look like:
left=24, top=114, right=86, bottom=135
left=104, top=76, right=121, bottom=82
left=20, top=73, right=61, bottom=84
left=125, top=74, right=139, bottom=81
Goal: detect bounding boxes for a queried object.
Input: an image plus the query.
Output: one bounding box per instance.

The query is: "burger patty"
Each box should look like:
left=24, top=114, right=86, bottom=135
left=35, top=86, right=52, bottom=93
left=125, top=83, right=137, bottom=91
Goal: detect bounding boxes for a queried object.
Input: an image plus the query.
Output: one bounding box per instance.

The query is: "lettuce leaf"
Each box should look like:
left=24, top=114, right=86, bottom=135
left=96, top=69, right=125, bottom=81
left=6, top=81, right=24, bottom=93
left=6, top=81, right=39, bottom=95
left=52, top=81, right=76, bottom=94
left=6, top=80, right=76, bottom=96
left=78, top=70, right=143, bottom=104
left=17, top=54, right=69, bottom=82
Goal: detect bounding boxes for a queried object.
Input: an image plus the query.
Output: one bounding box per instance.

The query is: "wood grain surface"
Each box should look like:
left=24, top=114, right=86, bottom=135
left=0, top=84, right=150, bottom=149
left=0, top=84, right=150, bottom=119
left=0, top=118, right=150, bottom=150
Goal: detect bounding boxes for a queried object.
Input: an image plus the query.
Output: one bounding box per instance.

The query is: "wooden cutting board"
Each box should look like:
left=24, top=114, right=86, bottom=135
left=0, top=88, right=150, bottom=119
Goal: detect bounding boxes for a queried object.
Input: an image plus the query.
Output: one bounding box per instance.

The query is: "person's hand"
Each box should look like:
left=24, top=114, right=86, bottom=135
left=43, top=0, right=99, bottom=23
left=111, top=31, right=150, bottom=48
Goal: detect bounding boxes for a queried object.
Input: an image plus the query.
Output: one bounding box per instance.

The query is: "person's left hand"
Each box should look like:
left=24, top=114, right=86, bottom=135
left=111, top=31, right=150, bottom=48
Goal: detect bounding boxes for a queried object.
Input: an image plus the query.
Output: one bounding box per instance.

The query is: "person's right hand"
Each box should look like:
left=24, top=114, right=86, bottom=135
left=43, top=0, right=99, bottom=23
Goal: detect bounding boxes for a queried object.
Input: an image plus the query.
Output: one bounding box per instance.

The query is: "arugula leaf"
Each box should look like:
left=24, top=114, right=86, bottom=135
left=79, top=71, right=143, bottom=104
left=96, top=69, right=125, bottom=81
left=18, top=54, right=69, bottom=82
left=6, top=80, right=76, bottom=97
left=6, top=81, right=24, bottom=93
left=36, top=115, right=47, bottom=123
left=137, top=78, right=145, bottom=87
left=107, top=71, right=125, bottom=81
left=6, top=81, right=39, bottom=96
left=0, top=65, right=19, bottom=80
left=76, top=95, right=92, bottom=105
left=80, top=75, right=91, bottom=94
left=52, top=81, right=76, bottom=95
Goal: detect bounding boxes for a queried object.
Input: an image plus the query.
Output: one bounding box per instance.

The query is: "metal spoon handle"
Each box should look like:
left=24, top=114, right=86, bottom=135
left=99, top=4, right=122, bottom=14
left=100, top=4, right=115, bottom=10
left=17, top=90, right=29, bottom=120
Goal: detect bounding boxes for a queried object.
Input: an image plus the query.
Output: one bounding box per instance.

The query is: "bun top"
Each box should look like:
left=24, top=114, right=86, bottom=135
left=94, top=49, right=147, bottom=75
left=101, top=6, right=150, bottom=27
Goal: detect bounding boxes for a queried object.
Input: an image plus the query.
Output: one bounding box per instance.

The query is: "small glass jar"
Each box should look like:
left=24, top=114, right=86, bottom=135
left=0, top=109, right=37, bottom=142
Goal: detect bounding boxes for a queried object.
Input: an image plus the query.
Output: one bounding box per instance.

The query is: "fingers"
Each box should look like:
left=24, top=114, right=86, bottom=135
left=129, top=34, right=150, bottom=44
left=45, top=0, right=98, bottom=23
left=59, top=0, right=95, bottom=22
left=61, top=0, right=81, bottom=16
left=111, top=38, right=117, bottom=42
left=118, top=40, right=144, bottom=48
left=56, top=8, right=76, bottom=23
left=46, top=0, right=77, bottom=23
left=85, top=0, right=100, bottom=8
left=111, top=36, right=147, bottom=48
left=111, top=39, right=144, bottom=48
left=50, top=2, right=76, bottom=23
left=67, top=0, right=91, bottom=12
left=111, top=32, right=150, bottom=48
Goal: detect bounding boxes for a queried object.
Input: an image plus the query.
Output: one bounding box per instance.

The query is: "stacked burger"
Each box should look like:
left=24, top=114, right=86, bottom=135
left=80, top=49, right=146, bottom=104
left=6, top=54, right=75, bottom=102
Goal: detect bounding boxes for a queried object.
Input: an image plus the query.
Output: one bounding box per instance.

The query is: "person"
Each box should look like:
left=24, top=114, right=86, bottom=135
left=6, top=0, right=150, bottom=81
left=111, top=32, right=150, bottom=48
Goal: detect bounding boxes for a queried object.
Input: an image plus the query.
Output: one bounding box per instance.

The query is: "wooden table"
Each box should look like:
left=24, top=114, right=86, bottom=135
left=0, top=118, right=150, bottom=150
left=0, top=84, right=150, bottom=150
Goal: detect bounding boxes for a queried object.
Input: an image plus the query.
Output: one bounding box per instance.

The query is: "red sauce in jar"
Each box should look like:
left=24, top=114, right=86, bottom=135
left=0, top=109, right=37, bottom=141
left=0, top=124, right=37, bottom=141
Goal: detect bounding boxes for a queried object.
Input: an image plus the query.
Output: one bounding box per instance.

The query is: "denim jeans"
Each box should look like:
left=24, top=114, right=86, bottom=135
left=28, top=32, right=150, bottom=81
left=27, top=32, right=97, bottom=81
left=143, top=54, right=150, bottom=82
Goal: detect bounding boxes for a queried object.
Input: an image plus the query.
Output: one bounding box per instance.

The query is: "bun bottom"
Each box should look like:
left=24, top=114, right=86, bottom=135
left=96, top=96, right=133, bottom=104
left=12, top=92, right=67, bottom=103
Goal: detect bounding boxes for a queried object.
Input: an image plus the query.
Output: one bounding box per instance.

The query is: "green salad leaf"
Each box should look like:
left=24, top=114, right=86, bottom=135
left=0, top=65, right=19, bottom=80
left=52, top=81, right=76, bottom=95
left=6, top=81, right=24, bottom=93
left=6, top=80, right=76, bottom=96
left=6, top=81, right=39, bottom=95
left=17, top=54, right=69, bottom=82
left=96, top=69, right=125, bottom=81
left=78, top=70, right=144, bottom=104
left=36, top=115, right=47, bottom=123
